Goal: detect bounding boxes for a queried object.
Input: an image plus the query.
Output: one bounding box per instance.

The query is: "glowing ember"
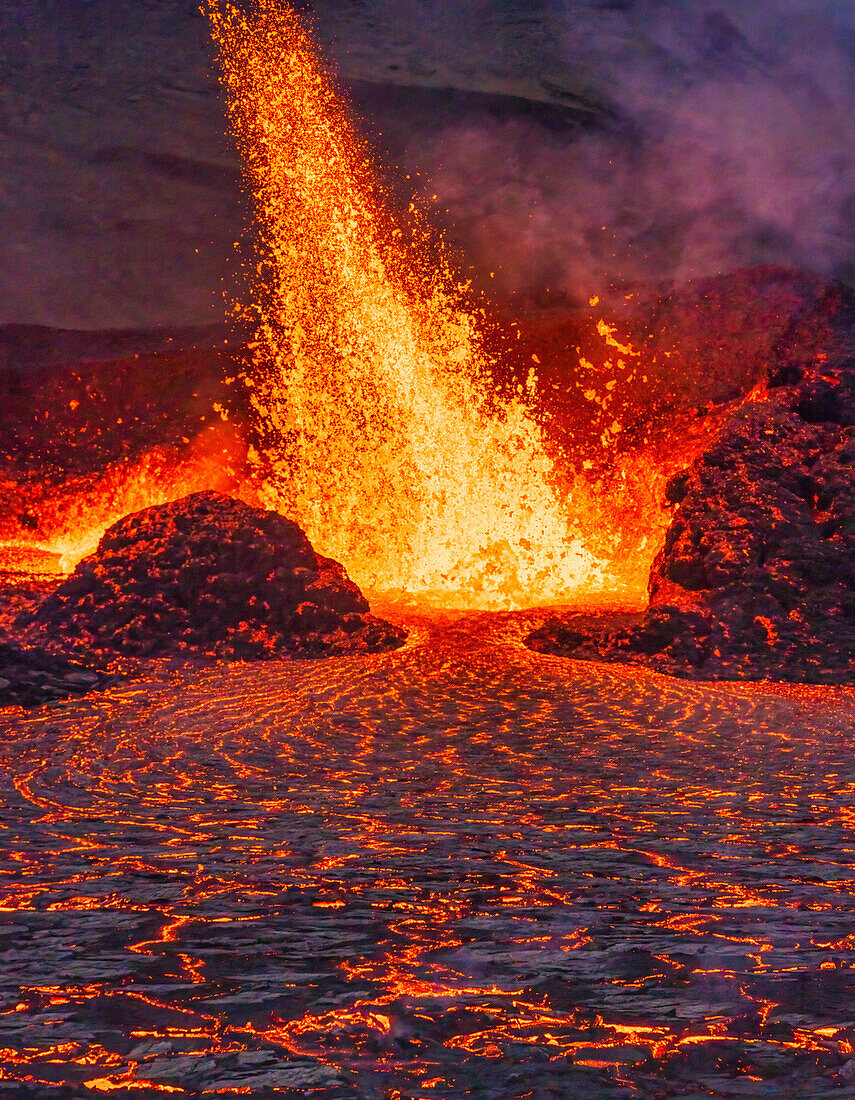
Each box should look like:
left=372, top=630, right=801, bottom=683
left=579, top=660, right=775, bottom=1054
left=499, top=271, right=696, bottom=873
left=206, top=0, right=604, bottom=609
left=0, top=436, right=244, bottom=577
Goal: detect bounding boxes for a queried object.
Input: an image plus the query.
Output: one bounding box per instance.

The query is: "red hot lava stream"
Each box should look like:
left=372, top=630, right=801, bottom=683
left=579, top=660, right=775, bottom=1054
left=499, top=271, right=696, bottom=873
left=1, top=611, right=854, bottom=1093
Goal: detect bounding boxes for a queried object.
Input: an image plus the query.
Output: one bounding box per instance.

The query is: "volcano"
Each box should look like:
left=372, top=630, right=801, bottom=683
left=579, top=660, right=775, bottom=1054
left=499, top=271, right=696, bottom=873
left=4, top=265, right=855, bottom=687
left=4, top=3, right=855, bottom=1096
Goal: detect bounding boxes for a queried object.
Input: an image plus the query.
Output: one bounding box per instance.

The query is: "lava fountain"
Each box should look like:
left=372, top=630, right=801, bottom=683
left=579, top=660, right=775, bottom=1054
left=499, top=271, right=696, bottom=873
left=206, top=0, right=605, bottom=609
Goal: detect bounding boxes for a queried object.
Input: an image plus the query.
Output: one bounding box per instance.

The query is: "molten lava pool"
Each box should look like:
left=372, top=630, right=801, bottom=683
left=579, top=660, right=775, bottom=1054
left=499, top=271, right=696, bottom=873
left=2, top=608, right=855, bottom=1096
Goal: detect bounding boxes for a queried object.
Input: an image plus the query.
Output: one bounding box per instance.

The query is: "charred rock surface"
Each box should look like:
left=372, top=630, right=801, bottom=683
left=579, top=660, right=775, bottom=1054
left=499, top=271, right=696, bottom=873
left=31, top=491, right=407, bottom=660
left=529, top=281, right=855, bottom=682
left=0, top=641, right=113, bottom=709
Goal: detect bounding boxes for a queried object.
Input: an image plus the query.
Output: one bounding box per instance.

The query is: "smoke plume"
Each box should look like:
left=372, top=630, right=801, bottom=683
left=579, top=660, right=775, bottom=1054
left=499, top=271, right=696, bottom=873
left=328, top=0, right=855, bottom=302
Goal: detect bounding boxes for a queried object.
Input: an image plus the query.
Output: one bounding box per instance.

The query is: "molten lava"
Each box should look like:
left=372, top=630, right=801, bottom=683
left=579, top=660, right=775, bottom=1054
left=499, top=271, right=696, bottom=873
left=0, top=430, right=246, bottom=578
left=0, top=0, right=730, bottom=607
left=206, top=0, right=606, bottom=609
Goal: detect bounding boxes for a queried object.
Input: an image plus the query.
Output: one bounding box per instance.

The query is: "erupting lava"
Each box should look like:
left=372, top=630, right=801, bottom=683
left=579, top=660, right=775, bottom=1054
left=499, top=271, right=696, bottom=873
left=1, top=0, right=705, bottom=606
left=207, top=0, right=605, bottom=609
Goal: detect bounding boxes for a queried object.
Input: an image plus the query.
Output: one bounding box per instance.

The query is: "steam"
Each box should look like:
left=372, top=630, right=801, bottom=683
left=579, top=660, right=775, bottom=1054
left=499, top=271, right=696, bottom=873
left=3, top=0, right=853, bottom=327
left=331, top=0, right=855, bottom=299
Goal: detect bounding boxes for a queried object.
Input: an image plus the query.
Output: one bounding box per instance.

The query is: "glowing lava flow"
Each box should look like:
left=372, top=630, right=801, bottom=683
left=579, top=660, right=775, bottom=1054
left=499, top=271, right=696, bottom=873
left=206, top=0, right=603, bottom=609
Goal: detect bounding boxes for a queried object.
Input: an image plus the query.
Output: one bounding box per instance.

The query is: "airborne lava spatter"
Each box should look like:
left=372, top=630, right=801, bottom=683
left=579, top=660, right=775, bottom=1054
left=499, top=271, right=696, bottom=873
left=206, top=0, right=604, bottom=609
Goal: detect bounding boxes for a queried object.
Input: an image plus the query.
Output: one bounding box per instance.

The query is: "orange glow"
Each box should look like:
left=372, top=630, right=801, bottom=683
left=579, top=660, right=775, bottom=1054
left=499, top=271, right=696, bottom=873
left=84, top=1077, right=185, bottom=1094
left=0, top=1, right=723, bottom=605
left=595, top=318, right=638, bottom=357
left=0, top=427, right=248, bottom=577
left=205, top=0, right=624, bottom=610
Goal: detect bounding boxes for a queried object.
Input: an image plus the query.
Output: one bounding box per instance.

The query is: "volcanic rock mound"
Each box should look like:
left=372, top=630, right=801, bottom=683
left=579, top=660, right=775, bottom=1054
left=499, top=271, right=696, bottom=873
left=529, top=282, right=855, bottom=683
left=32, top=492, right=407, bottom=659
left=0, top=641, right=114, bottom=709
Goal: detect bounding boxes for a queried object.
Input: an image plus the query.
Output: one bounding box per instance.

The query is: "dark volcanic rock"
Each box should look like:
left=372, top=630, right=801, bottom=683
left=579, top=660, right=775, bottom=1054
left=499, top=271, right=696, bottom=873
left=32, top=492, right=407, bottom=659
left=529, top=280, right=855, bottom=683
left=0, top=641, right=113, bottom=709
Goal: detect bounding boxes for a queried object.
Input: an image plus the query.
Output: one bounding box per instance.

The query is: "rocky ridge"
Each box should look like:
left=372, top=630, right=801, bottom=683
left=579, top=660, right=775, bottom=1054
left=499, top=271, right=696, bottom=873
left=528, top=280, right=855, bottom=682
